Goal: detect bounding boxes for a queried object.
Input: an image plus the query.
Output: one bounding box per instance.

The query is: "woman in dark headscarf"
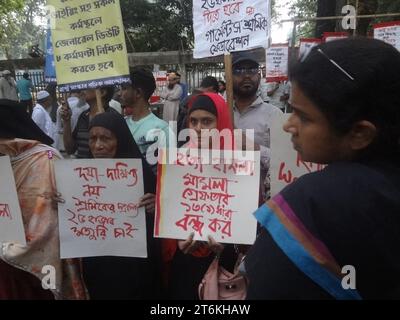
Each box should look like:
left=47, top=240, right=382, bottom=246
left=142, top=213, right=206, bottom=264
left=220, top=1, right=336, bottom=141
left=0, top=99, right=87, bottom=300
left=82, top=112, right=162, bottom=299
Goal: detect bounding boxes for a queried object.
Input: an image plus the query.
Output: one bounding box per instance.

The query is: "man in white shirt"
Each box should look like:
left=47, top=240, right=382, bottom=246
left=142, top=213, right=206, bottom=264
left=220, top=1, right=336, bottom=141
left=232, top=51, right=283, bottom=201
left=32, top=90, right=55, bottom=144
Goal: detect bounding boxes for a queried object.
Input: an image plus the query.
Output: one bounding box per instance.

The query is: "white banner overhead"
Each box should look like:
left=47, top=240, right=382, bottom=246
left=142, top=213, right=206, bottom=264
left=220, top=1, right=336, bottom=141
left=193, top=0, right=271, bottom=59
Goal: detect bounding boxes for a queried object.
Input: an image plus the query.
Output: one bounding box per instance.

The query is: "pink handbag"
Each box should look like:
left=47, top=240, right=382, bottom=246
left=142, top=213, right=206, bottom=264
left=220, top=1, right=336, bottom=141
left=198, top=254, right=247, bottom=300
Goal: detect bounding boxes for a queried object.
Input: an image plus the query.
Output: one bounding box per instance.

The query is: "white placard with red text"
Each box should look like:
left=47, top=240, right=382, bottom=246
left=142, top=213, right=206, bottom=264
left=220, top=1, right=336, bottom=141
left=55, top=159, right=147, bottom=258
left=193, top=0, right=271, bottom=58
left=270, top=114, right=326, bottom=196
left=266, top=44, right=289, bottom=82
left=0, top=156, right=27, bottom=246
left=155, top=150, right=260, bottom=244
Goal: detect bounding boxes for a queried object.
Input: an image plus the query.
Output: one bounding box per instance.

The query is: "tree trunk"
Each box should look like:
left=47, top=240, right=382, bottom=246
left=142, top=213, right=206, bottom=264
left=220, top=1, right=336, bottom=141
left=315, top=0, right=337, bottom=37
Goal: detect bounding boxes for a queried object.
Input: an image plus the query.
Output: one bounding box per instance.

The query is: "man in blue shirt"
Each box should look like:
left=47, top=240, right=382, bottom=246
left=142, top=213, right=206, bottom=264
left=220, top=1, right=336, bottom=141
left=121, top=67, right=173, bottom=174
left=16, top=72, right=33, bottom=115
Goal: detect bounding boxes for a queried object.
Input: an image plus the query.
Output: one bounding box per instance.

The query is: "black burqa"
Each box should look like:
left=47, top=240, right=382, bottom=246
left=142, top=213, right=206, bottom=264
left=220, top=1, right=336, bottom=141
left=0, top=99, right=53, bottom=145
left=83, top=112, right=162, bottom=299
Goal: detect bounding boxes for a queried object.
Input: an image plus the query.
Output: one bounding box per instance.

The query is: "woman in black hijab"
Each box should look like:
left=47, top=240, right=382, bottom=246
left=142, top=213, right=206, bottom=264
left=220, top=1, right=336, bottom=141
left=82, top=112, right=162, bottom=299
left=0, top=99, right=53, bottom=145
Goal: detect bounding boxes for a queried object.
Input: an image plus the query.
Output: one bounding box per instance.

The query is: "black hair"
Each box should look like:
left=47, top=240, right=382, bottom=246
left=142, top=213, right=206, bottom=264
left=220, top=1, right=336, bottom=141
left=101, top=85, right=115, bottom=105
left=290, top=37, right=400, bottom=162
left=200, top=76, right=219, bottom=92
left=23, top=72, right=29, bottom=79
left=129, top=67, right=156, bottom=100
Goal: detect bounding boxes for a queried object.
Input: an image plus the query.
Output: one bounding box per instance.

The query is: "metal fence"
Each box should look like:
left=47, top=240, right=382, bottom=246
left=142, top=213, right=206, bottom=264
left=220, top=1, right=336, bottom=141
left=14, top=63, right=226, bottom=100
left=15, top=71, right=59, bottom=102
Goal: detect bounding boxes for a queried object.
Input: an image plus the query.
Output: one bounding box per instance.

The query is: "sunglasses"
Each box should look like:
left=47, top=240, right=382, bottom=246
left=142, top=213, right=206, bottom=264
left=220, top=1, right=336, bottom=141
left=316, top=49, right=354, bottom=81
left=232, top=67, right=260, bottom=76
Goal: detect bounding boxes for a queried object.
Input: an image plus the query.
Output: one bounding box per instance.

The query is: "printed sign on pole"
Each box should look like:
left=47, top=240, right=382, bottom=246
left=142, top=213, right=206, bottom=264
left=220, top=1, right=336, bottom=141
left=265, top=43, right=289, bottom=82
left=48, top=0, right=130, bottom=92
left=373, top=21, right=400, bottom=51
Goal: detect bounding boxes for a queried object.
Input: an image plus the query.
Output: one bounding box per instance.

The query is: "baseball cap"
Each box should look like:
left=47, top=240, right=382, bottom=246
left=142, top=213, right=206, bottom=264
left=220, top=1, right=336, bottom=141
left=232, top=51, right=259, bottom=67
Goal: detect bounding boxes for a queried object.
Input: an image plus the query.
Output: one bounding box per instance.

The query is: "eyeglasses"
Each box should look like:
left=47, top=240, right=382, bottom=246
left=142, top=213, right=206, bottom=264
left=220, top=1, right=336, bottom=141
left=232, top=67, right=260, bottom=76
left=316, top=48, right=354, bottom=81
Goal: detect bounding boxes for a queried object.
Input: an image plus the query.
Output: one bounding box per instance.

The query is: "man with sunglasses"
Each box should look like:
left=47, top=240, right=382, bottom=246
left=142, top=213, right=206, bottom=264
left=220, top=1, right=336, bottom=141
left=232, top=51, right=283, bottom=202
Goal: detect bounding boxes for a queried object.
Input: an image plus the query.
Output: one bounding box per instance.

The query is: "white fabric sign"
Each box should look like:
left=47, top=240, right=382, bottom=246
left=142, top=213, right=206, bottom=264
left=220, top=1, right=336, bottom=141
left=193, top=0, right=270, bottom=58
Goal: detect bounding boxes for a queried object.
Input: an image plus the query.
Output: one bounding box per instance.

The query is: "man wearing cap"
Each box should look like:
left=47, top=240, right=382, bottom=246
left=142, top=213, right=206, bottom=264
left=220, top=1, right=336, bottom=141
left=0, top=70, right=18, bottom=101
left=160, top=72, right=183, bottom=123
left=16, top=72, right=34, bottom=114
left=32, top=90, right=55, bottom=143
left=232, top=51, right=283, bottom=201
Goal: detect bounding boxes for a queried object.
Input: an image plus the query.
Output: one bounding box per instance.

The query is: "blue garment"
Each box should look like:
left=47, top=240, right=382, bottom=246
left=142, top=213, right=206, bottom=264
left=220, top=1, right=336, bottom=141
left=179, top=83, right=188, bottom=102
left=126, top=112, right=172, bottom=174
left=16, top=78, right=33, bottom=100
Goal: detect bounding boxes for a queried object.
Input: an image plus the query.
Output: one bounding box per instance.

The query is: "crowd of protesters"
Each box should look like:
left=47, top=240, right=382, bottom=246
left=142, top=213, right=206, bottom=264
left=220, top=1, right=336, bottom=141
left=0, top=37, right=399, bottom=300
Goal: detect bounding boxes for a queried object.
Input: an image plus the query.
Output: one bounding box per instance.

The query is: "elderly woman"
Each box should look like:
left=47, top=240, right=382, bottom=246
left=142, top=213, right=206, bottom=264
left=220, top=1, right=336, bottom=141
left=81, top=112, right=162, bottom=299
left=0, top=99, right=86, bottom=299
left=245, top=38, right=400, bottom=299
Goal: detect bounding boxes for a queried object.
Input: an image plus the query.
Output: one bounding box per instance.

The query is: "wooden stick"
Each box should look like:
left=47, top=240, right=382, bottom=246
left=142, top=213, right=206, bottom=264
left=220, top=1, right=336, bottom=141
left=95, top=88, right=105, bottom=114
left=224, top=53, right=234, bottom=123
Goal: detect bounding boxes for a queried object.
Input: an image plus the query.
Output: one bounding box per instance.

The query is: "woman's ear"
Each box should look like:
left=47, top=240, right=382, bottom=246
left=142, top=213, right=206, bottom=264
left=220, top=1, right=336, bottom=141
left=348, top=120, right=377, bottom=151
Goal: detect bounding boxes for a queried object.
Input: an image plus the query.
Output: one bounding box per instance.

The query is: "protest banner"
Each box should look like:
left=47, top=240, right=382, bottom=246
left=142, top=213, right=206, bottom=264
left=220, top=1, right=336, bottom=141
left=193, top=0, right=271, bottom=59
left=265, top=43, right=289, bottom=82
left=0, top=156, right=26, bottom=246
left=373, top=21, right=400, bottom=51
left=299, top=38, right=322, bottom=60
left=270, top=114, right=326, bottom=197
left=48, top=0, right=130, bottom=92
left=155, top=149, right=260, bottom=245
left=45, top=28, right=57, bottom=83
left=55, top=159, right=147, bottom=258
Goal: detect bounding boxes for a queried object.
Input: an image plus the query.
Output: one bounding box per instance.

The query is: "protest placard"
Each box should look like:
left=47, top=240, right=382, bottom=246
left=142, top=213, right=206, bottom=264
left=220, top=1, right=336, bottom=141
left=193, top=0, right=271, bottom=58
left=299, top=38, right=321, bottom=60
left=0, top=156, right=26, bottom=246
left=322, top=32, right=348, bottom=42
left=155, top=149, right=260, bottom=244
left=270, top=114, right=326, bottom=197
left=48, top=0, right=130, bottom=91
left=55, top=159, right=147, bottom=258
left=265, top=43, right=289, bottom=82
left=374, top=21, right=400, bottom=51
